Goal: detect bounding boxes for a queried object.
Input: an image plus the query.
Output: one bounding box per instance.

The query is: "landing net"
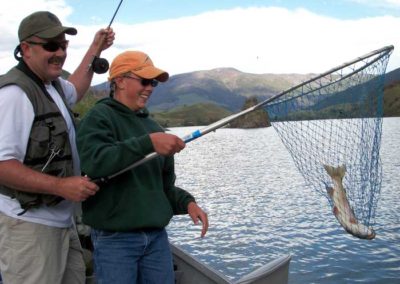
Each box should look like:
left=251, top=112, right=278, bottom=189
left=264, top=46, right=393, bottom=239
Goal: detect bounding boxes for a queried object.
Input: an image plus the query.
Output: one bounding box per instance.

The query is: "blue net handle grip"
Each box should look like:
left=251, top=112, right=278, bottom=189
left=182, top=130, right=202, bottom=143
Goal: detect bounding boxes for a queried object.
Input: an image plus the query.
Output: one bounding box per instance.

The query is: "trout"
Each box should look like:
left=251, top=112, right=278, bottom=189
left=324, top=164, right=375, bottom=240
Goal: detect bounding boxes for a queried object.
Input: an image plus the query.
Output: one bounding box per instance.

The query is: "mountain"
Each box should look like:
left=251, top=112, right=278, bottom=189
left=151, top=103, right=232, bottom=127
left=91, top=68, right=315, bottom=113
left=82, top=67, right=400, bottom=126
left=383, top=67, right=400, bottom=117
left=91, top=81, right=110, bottom=93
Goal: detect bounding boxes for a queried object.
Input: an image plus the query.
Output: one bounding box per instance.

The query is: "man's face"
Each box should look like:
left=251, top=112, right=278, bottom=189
left=21, top=34, right=68, bottom=83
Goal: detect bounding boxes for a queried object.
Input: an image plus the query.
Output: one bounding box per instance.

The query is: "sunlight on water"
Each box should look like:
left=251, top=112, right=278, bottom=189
left=166, top=118, right=400, bottom=283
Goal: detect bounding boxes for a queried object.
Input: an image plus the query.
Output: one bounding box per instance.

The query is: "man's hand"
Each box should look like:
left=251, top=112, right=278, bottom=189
left=69, top=27, right=115, bottom=101
left=94, top=28, right=115, bottom=52
left=0, top=160, right=99, bottom=202
left=55, top=176, right=99, bottom=202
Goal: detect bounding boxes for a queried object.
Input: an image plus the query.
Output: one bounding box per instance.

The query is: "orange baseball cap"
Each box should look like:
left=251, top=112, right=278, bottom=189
left=108, top=51, right=169, bottom=82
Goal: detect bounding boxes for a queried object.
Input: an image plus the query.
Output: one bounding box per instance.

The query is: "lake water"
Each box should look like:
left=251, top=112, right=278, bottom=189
left=166, top=117, right=400, bottom=284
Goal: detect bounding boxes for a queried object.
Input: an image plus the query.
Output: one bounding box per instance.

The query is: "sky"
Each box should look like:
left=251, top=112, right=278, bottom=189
left=1, top=0, right=400, bottom=85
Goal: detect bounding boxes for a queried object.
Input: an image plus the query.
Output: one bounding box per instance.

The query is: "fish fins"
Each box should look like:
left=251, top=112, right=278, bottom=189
left=332, top=206, right=339, bottom=216
left=326, top=186, right=334, bottom=198
left=323, top=164, right=346, bottom=180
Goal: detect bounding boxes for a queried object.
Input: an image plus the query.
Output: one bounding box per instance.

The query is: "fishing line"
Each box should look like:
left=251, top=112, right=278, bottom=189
left=88, top=0, right=124, bottom=74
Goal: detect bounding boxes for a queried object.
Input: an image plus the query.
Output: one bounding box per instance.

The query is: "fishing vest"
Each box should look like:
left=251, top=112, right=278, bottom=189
left=0, top=62, right=75, bottom=214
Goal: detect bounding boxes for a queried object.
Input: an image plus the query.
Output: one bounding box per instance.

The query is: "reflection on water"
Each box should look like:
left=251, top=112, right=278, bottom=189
left=166, top=117, right=400, bottom=284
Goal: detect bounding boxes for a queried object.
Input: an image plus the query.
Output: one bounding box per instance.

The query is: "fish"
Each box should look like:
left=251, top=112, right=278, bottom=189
left=323, top=164, right=376, bottom=240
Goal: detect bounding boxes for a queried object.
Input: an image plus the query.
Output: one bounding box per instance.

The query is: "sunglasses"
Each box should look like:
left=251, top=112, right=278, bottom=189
left=124, top=75, right=159, bottom=87
left=26, top=40, right=69, bottom=52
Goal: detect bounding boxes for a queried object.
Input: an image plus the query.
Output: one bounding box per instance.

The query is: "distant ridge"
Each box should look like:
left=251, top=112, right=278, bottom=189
left=91, top=67, right=315, bottom=112
left=92, top=81, right=110, bottom=92
left=383, top=67, right=400, bottom=117
left=85, top=67, right=400, bottom=125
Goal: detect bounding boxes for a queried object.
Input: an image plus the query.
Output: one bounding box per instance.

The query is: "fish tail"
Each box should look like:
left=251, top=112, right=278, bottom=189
left=323, top=164, right=346, bottom=180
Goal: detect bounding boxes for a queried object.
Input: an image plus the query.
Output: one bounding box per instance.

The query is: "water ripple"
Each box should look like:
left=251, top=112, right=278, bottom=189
left=167, top=118, right=400, bottom=283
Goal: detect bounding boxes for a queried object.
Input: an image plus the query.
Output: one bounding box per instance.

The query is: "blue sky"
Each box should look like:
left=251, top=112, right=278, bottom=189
left=1, top=0, right=400, bottom=84
left=66, top=0, right=400, bottom=24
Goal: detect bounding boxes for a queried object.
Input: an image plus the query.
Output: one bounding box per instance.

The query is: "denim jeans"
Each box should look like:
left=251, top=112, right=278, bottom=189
left=91, top=228, right=174, bottom=284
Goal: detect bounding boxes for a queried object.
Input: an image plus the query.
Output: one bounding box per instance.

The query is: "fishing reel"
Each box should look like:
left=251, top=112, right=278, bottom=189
left=14, top=45, right=22, bottom=61
left=90, top=56, right=109, bottom=74
left=89, top=0, right=123, bottom=74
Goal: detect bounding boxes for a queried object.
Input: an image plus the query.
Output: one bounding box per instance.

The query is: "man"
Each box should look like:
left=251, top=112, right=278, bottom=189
left=76, top=50, right=209, bottom=283
left=0, top=11, right=114, bottom=284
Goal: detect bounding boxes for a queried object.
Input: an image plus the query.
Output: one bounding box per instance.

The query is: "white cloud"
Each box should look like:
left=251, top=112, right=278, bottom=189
left=385, top=0, right=400, bottom=5
left=349, top=0, right=400, bottom=8
left=1, top=4, right=399, bottom=85
left=0, top=0, right=73, bottom=76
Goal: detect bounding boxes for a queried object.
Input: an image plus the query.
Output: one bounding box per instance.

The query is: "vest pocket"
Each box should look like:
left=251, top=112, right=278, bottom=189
left=24, top=118, right=69, bottom=171
left=25, top=124, right=51, bottom=162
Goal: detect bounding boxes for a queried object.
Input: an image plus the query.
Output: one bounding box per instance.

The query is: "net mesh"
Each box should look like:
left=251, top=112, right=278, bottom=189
left=264, top=46, right=393, bottom=239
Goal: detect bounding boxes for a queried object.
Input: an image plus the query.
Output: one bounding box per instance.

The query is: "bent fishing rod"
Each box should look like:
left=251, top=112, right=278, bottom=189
left=88, top=0, right=124, bottom=74
left=93, top=45, right=393, bottom=184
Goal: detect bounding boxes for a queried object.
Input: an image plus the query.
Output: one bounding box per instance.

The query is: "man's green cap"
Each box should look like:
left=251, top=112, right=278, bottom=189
left=18, top=11, right=77, bottom=42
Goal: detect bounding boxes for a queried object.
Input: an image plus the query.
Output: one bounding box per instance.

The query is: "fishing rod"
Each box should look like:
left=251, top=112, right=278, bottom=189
left=88, top=0, right=124, bottom=74
left=93, top=45, right=394, bottom=184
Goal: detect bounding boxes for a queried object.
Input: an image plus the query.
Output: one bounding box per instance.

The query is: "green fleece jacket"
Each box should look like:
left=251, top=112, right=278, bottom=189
left=77, top=97, right=195, bottom=231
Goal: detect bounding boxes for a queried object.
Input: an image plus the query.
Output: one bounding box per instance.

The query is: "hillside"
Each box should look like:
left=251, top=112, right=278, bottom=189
left=89, top=68, right=314, bottom=112
left=151, top=103, right=232, bottom=127
left=383, top=68, right=400, bottom=116
left=74, top=67, right=400, bottom=125
left=228, top=97, right=271, bottom=128
left=147, top=68, right=314, bottom=112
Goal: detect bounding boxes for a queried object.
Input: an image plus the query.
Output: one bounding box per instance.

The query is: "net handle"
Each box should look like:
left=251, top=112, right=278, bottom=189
left=92, top=45, right=394, bottom=184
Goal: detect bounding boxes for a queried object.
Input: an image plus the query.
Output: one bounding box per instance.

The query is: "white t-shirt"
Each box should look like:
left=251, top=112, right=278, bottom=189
left=0, top=79, right=80, bottom=228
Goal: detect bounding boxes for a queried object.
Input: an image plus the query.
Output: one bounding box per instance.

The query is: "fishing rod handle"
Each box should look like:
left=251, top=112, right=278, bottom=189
left=182, top=130, right=203, bottom=143
left=90, top=176, right=109, bottom=186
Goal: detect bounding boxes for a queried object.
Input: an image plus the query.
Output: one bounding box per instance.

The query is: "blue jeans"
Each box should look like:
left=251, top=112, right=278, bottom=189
left=91, top=228, right=174, bottom=284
